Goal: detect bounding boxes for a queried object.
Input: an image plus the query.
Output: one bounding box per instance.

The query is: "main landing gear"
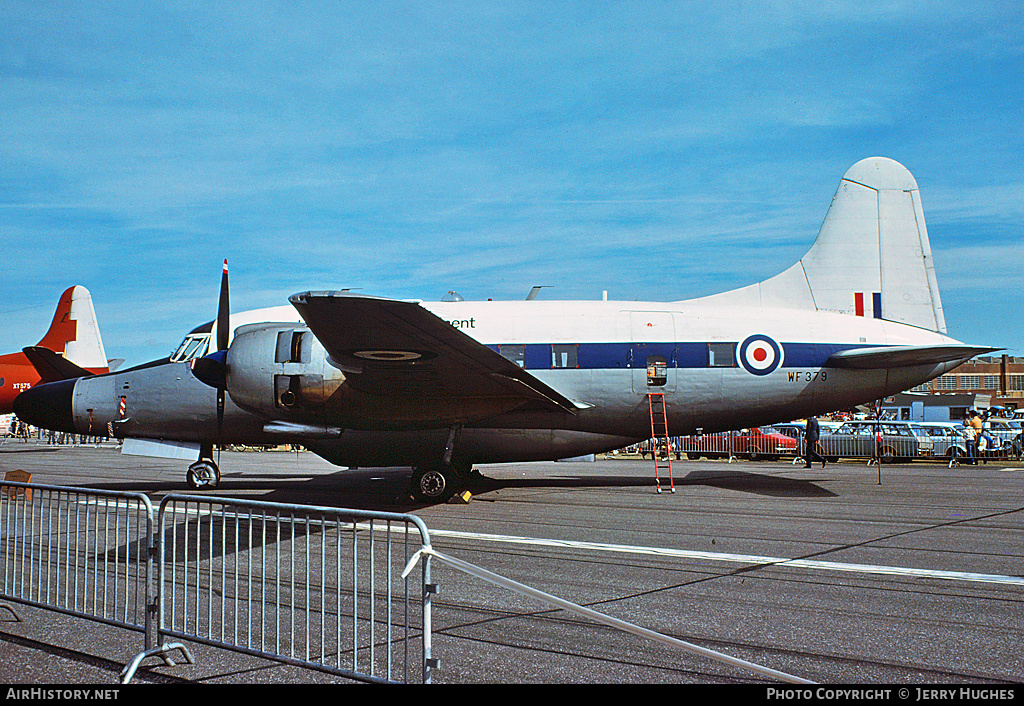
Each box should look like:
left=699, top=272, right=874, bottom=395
left=410, top=461, right=471, bottom=502
left=186, top=443, right=221, bottom=490
left=409, top=424, right=471, bottom=503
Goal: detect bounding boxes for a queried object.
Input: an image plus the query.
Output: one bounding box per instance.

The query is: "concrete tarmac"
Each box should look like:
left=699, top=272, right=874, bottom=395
left=0, top=441, right=1021, bottom=685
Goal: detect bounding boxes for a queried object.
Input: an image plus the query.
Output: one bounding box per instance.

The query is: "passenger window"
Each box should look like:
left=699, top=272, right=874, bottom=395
left=499, top=345, right=525, bottom=368
left=551, top=344, right=578, bottom=369
left=707, top=343, right=736, bottom=367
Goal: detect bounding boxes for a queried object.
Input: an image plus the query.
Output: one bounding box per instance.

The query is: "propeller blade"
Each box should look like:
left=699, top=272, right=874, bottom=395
left=217, top=259, right=230, bottom=352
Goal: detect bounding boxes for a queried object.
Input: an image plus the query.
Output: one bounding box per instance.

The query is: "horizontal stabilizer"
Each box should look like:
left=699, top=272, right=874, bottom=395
left=826, top=344, right=1000, bottom=370
left=22, top=346, right=94, bottom=383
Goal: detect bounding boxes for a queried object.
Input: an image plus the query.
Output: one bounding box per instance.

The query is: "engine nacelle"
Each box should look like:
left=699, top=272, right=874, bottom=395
left=226, top=323, right=345, bottom=419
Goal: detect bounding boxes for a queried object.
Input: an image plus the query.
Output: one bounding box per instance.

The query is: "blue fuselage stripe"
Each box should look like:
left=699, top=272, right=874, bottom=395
left=486, top=342, right=868, bottom=370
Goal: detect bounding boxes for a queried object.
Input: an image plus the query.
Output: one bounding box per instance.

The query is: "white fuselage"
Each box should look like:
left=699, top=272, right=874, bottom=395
left=141, top=297, right=962, bottom=467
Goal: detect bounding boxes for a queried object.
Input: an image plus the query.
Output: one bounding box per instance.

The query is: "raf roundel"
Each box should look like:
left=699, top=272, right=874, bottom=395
left=738, top=334, right=784, bottom=376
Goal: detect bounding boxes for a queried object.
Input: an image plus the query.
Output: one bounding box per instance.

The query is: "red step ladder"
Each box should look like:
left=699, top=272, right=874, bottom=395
left=647, top=393, right=675, bottom=494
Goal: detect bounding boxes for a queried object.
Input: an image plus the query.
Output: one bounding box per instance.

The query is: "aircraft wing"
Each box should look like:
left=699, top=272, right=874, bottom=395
left=289, top=291, right=579, bottom=423
left=826, top=344, right=1000, bottom=370
left=22, top=346, right=93, bottom=383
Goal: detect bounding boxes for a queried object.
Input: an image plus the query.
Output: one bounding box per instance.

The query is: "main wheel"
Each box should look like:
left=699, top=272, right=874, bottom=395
left=411, top=463, right=468, bottom=502
left=187, top=459, right=221, bottom=490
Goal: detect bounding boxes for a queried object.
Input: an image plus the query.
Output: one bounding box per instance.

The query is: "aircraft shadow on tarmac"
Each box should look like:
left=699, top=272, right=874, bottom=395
left=462, top=467, right=836, bottom=500
left=86, top=463, right=835, bottom=512
left=85, top=466, right=836, bottom=563
left=676, top=469, right=838, bottom=498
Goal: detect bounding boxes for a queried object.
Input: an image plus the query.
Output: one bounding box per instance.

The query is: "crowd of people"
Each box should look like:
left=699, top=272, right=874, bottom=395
left=3, top=416, right=110, bottom=446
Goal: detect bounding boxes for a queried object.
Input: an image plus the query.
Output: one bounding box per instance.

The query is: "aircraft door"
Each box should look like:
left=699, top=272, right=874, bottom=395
left=629, top=312, right=676, bottom=393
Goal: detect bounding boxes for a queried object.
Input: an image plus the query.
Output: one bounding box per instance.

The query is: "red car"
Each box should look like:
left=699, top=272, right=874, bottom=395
left=677, top=427, right=797, bottom=461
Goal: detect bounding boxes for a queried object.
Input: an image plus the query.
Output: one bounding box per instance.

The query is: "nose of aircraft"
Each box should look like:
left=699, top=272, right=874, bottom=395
left=12, top=378, right=77, bottom=433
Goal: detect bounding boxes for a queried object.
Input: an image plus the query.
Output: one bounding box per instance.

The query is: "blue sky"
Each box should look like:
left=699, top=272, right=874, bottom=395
left=2, top=1, right=1022, bottom=366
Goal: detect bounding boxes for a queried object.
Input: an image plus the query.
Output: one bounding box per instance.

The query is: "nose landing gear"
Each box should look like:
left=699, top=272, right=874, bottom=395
left=186, top=457, right=221, bottom=490
left=186, top=443, right=221, bottom=490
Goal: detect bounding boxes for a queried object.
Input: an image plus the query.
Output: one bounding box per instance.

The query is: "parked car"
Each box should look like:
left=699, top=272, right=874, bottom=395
left=817, top=421, right=932, bottom=462
left=983, top=419, right=1024, bottom=458
left=915, top=422, right=971, bottom=460
left=768, top=423, right=804, bottom=441
left=678, top=427, right=797, bottom=461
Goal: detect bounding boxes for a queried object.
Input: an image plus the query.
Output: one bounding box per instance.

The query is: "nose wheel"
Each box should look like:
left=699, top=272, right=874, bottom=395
left=186, top=458, right=221, bottom=490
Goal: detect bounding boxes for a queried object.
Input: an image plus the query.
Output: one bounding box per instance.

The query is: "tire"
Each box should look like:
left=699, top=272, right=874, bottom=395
left=748, top=447, right=763, bottom=461
left=412, top=463, right=466, bottom=502
left=186, top=459, right=221, bottom=490
left=879, top=446, right=897, bottom=463
left=686, top=453, right=701, bottom=460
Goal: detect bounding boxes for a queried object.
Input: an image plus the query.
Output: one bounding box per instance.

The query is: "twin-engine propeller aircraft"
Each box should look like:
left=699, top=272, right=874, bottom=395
left=14, top=158, right=995, bottom=500
left=1, top=285, right=112, bottom=414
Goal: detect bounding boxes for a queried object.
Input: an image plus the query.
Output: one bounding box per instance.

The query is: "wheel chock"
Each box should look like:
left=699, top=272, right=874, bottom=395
left=447, top=490, right=473, bottom=504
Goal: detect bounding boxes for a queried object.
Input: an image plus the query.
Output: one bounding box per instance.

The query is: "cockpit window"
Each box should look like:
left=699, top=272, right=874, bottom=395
left=171, top=333, right=212, bottom=362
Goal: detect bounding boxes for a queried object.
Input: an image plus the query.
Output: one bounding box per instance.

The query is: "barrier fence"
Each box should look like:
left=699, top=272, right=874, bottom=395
left=0, top=482, right=156, bottom=644
left=0, top=480, right=434, bottom=684
left=0, top=479, right=833, bottom=684
left=151, top=494, right=433, bottom=684
left=671, top=431, right=797, bottom=462
left=658, top=423, right=1021, bottom=464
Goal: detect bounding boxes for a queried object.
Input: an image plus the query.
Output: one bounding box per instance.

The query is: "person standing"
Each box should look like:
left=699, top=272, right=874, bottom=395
left=962, top=418, right=977, bottom=465
left=969, top=411, right=984, bottom=461
left=804, top=416, right=827, bottom=468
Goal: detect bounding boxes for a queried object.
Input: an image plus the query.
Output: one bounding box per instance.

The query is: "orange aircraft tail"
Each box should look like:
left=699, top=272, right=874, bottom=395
left=0, top=286, right=109, bottom=414
left=34, top=285, right=109, bottom=370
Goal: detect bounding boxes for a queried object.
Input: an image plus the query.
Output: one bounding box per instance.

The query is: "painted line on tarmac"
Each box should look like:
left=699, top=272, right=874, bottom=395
left=429, top=528, right=1024, bottom=587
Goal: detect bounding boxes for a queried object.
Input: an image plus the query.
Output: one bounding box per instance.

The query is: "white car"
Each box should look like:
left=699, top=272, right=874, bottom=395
left=915, top=422, right=972, bottom=460
left=983, top=419, right=1023, bottom=458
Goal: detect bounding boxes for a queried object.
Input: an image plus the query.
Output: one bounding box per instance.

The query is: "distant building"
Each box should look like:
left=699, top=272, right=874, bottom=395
left=881, top=392, right=991, bottom=422
left=906, top=355, right=1024, bottom=411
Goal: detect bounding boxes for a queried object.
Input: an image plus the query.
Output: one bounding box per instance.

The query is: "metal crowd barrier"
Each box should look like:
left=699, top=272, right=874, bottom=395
left=0, top=480, right=434, bottom=684
left=146, top=494, right=433, bottom=684
left=672, top=431, right=798, bottom=462
left=668, top=423, right=997, bottom=465
left=813, top=429, right=918, bottom=464
left=0, top=481, right=156, bottom=645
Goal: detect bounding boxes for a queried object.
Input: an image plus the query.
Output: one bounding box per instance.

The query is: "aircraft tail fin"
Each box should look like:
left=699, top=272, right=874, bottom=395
left=35, top=286, right=109, bottom=370
left=694, top=157, right=947, bottom=333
